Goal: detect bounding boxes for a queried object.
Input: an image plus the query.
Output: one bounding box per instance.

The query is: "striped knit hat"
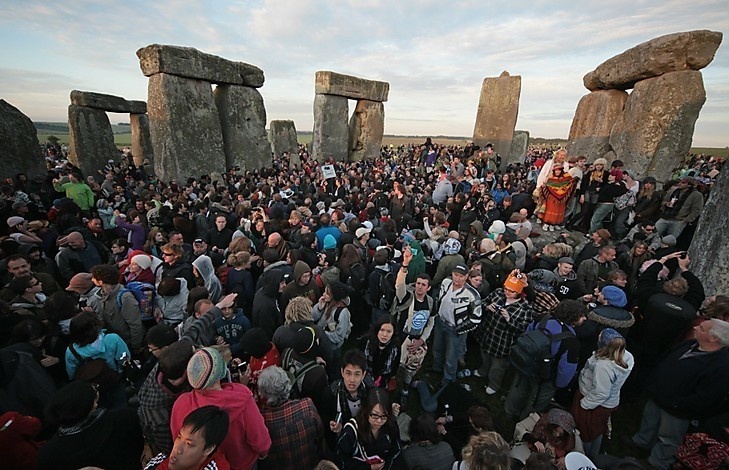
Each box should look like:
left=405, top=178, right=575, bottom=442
left=187, top=347, right=227, bottom=390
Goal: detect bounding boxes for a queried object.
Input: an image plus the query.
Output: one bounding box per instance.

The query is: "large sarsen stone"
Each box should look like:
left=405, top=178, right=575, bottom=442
left=214, top=85, right=270, bottom=171
left=568, top=90, right=628, bottom=160
left=349, top=100, right=385, bottom=161
left=0, top=100, right=44, bottom=178
left=70, top=90, right=146, bottom=114
left=68, top=105, right=118, bottom=177
left=270, top=120, right=299, bottom=161
left=472, top=71, right=521, bottom=158
left=312, top=94, right=349, bottom=161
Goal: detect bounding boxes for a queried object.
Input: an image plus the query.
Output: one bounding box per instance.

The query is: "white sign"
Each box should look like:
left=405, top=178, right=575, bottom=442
left=322, top=164, right=336, bottom=179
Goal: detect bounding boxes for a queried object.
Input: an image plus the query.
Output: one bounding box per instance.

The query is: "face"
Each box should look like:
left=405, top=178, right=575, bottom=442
left=193, top=243, right=206, bottom=255
left=504, top=287, right=519, bottom=299
left=215, top=217, right=227, bottom=230
left=221, top=305, right=235, bottom=319
left=469, top=274, right=483, bottom=289
left=634, top=244, right=647, bottom=256
left=341, top=364, right=365, bottom=393
left=557, top=262, right=573, bottom=276
left=8, top=259, right=31, bottom=278
left=111, top=244, right=125, bottom=255
left=170, top=234, right=184, bottom=246
left=168, top=425, right=214, bottom=470
left=414, top=278, right=430, bottom=297
left=67, top=236, right=85, bottom=250
left=377, top=322, right=395, bottom=344
left=452, top=271, right=467, bottom=288
left=368, top=404, right=388, bottom=432
left=155, top=232, right=165, bottom=242
left=694, top=320, right=715, bottom=344
left=129, top=262, right=141, bottom=274
left=299, top=271, right=312, bottom=286
left=27, top=278, right=42, bottom=294
left=602, top=249, right=617, bottom=262
left=88, top=220, right=102, bottom=232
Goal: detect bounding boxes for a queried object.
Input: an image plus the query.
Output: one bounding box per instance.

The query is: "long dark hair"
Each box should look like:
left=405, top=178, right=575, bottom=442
left=354, top=388, right=397, bottom=445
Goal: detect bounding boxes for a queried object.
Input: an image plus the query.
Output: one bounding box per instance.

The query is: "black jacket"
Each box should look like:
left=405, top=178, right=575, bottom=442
left=252, top=269, right=284, bottom=339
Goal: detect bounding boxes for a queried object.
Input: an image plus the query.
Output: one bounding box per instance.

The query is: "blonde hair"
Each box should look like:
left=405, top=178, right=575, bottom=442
left=285, top=296, right=313, bottom=324
left=227, top=251, right=251, bottom=268
left=553, top=243, right=573, bottom=258
left=461, top=431, right=510, bottom=470
left=595, top=335, right=628, bottom=368
left=663, top=277, right=689, bottom=296
left=228, top=236, right=251, bottom=254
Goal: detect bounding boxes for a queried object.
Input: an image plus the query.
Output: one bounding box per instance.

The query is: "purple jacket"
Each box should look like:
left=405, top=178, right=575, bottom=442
left=115, top=216, right=147, bottom=250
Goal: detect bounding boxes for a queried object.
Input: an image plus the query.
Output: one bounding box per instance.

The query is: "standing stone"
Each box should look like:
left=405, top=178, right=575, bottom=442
left=584, top=30, right=723, bottom=91
left=312, top=94, right=349, bottom=161
left=0, top=100, right=44, bottom=178
left=68, top=105, right=118, bottom=176
left=688, top=164, right=729, bottom=297
left=270, top=120, right=299, bottom=164
left=130, top=114, right=153, bottom=168
left=349, top=100, right=385, bottom=161
left=214, top=85, right=270, bottom=171
left=609, top=70, right=705, bottom=182
left=472, top=71, right=521, bottom=157
left=568, top=90, right=628, bottom=159
left=147, top=73, right=226, bottom=182
left=507, top=130, right=530, bottom=165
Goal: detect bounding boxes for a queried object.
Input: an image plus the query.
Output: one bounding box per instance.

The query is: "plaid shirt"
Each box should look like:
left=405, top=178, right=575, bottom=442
left=472, top=289, right=533, bottom=358
left=259, top=397, right=323, bottom=470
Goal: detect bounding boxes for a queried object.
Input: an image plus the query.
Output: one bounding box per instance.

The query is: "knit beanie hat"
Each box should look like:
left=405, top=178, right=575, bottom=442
left=503, top=275, right=526, bottom=294
left=131, top=254, right=152, bottom=270
left=290, top=326, right=317, bottom=355
left=186, top=347, right=227, bottom=390
left=241, top=328, right=272, bottom=358
left=323, top=234, right=337, bottom=250
left=442, top=238, right=461, bottom=255
left=598, top=328, right=624, bottom=349
left=66, top=273, right=94, bottom=294
left=601, top=285, right=627, bottom=308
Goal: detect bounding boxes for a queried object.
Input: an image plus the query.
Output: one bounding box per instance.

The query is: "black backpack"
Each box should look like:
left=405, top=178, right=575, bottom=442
left=69, top=344, right=121, bottom=394
left=509, top=316, right=573, bottom=380
left=281, top=347, right=324, bottom=399
left=347, top=262, right=368, bottom=296
left=377, top=269, right=396, bottom=311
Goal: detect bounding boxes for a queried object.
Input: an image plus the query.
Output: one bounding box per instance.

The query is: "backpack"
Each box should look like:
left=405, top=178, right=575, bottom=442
left=281, top=346, right=324, bottom=399
left=514, top=239, right=535, bottom=272
left=377, top=269, right=396, bottom=311
left=69, top=343, right=121, bottom=393
left=347, top=262, right=368, bottom=296
left=328, top=306, right=352, bottom=339
left=117, top=281, right=156, bottom=321
left=509, top=316, right=573, bottom=380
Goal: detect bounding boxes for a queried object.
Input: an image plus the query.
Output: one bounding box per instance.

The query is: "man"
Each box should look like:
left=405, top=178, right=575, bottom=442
left=257, top=366, right=323, bottom=470
left=1, top=254, right=60, bottom=302
left=393, top=247, right=435, bottom=406
left=170, top=348, right=271, bottom=469
left=654, top=176, right=704, bottom=238
left=367, top=248, right=397, bottom=322
left=432, top=237, right=465, bottom=287
left=161, top=243, right=196, bottom=287
left=432, top=168, right=453, bottom=205
left=528, top=257, right=584, bottom=300
left=353, top=226, right=371, bottom=264
left=574, top=228, right=612, bottom=267
left=280, top=260, right=321, bottom=313
left=328, top=349, right=370, bottom=435
left=625, top=319, right=729, bottom=469
left=266, top=232, right=289, bottom=263
left=576, top=245, right=618, bottom=294
left=169, top=231, right=193, bottom=261
left=621, top=221, right=661, bottom=253
left=205, top=215, right=234, bottom=253
left=506, top=208, right=532, bottom=234
left=55, top=231, right=104, bottom=284
left=431, top=263, right=482, bottom=384
left=91, top=264, right=145, bottom=352
left=252, top=269, right=286, bottom=339
left=214, top=302, right=251, bottom=358
left=190, top=238, right=224, bottom=269
left=389, top=182, right=412, bottom=230
left=504, top=299, right=587, bottom=420
left=7, top=275, right=46, bottom=318
left=53, top=172, right=94, bottom=212
left=315, top=213, right=341, bottom=251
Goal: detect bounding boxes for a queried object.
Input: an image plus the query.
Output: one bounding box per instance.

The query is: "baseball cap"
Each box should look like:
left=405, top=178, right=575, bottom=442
left=6, top=216, right=25, bottom=228
left=355, top=227, right=371, bottom=238
left=452, top=264, right=468, bottom=275
left=193, top=238, right=205, bottom=244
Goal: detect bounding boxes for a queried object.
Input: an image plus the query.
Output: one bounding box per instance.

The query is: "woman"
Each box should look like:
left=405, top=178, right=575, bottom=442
left=589, top=169, right=627, bottom=234
left=273, top=296, right=333, bottom=366
left=312, top=281, right=352, bottom=362
left=453, top=431, right=510, bottom=470
left=572, top=329, right=634, bottom=459
left=617, top=241, right=650, bottom=294
left=402, top=413, right=455, bottom=470
left=337, top=387, right=402, bottom=469
left=109, top=238, right=131, bottom=268
left=519, top=408, right=577, bottom=470
left=225, top=251, right=256, bottom=312
left=193, top=254, right=223, bottom=303
left=540, top=166, right=575, bottom=232
left=472, top=273, right=533, bottom=395
left=569, top=158, right=608, bottom=232
left=124, top=254, right=156, bottom=285
left=360, top=316, right=400, bottom=390
left=144, top=229, right=167, bottom=259
left=64, top=311, right=129, bottom=409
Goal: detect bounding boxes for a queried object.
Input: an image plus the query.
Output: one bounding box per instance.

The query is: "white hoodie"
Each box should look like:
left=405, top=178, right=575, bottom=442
left=578, top=350, right=634, bottom=410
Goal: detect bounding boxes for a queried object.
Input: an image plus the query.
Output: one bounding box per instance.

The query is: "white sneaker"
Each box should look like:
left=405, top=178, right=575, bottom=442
left=549, top=225, right=555, bottom=232
left=473, top=370, right=484, bottom=378
left=485, top=386, right=498, bottom=395
left=542, top=224, right=549, bottom=231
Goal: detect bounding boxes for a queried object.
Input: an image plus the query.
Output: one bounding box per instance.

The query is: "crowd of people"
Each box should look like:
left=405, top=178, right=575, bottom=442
left=0, top=139, right=727, bottom=470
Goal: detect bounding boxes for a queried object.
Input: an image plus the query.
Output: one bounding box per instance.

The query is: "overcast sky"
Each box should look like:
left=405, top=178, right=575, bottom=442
left=1, top=0, right=727, bottom=146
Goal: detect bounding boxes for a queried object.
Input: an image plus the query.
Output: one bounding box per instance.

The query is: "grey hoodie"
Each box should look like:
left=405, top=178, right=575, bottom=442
left=192, top=255, right=222, bottom=303
left=578, top=350, right=634, bottom=409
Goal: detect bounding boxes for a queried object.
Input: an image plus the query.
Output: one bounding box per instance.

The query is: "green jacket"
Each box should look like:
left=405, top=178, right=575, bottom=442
left=54, top=180, right=95, bottom=211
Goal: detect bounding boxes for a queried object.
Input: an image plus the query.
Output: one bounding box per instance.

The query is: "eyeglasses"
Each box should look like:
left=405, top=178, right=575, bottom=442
left=162, top=252, right=174, bottom=257
left=369, top=413, right=389, bottom=421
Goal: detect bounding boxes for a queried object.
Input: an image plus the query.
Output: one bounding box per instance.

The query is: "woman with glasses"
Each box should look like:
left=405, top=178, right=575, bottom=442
left=159, top=243, right=196, bottom=287
left=337, top=387, right=402, bottom=469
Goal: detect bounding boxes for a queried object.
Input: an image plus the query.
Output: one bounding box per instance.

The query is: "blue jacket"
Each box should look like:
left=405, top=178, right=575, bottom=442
left=526, top=318, right=579, bottom=388
left=65, top=330, right=130, bottom=380
left=315, top=225, right=341, bottom=250
left=214, top=310, right=251, bottom=356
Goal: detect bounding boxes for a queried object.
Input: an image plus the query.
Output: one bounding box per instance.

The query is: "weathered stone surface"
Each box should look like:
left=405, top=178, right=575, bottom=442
left=609, top=70, right=705, bottom=182
left=68, top=105, right=118, bottom=176
left=214, top=85, right=270, bottom=171
left=507, top=130, right=530, bottom=165
left=472, top=71, right=521, bottom=157
left=137, top=44, right=264, bottom=87
left=315, top=71, right=389, bottom=102
left=584, top=30, right=722, bottom=91
left=130, top=113, right=153, bottom=167
left=70, top=90, right=147, bottom=114
left=349, top=100, right=385, bottom=161
left=269, top=120, right=299, bottom=163
left=147, top=73, right=226, bottom=181
left=688, top=164, right=729, bottom=296
left=312, top=94, right=349, bottom=161
left=567, top=90, right=628, bottom=159
left=0, top=100, right=44, bottom=178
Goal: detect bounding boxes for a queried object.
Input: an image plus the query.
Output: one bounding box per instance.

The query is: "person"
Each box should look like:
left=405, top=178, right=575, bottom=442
left=452, top=431, right=511, bottom=470
left=205, top=214, right=234, bottom=253
left=225, top=251, right=256, bottom=312
left=161, top=243, right=196, bottom=287
left=7, top=275, right=47, bottom=319
left=193, top=254, right=223, bottom=303
left=273, top=296, right=333, bottom=365
left=504, top=299, right=587, bottom=420
left=575, top=285, right=633, bottom=366
left=91, top=264, right=145, bottom=351
left=2, top=254, right=61, bottom=302
left=392, top=247, right=435, bottom=406
left=572, top=329, right=634, bottom=459
left=624, top=319, right=729, bottom=469
left=170, top=347, right=272, bottom=470
left=654, top=176, right=704, bottom=239
left=431, top=263, right=482, bottom=384
left=575, top=245, right=618, bottom=295
left=37, top=381, right=144, bottom=470
left=432, top=168, right=453, bottom=205
left=52, top=172, right=95, bottom=212
left=402, top=413, right=456, bottom=470
left=214, top=299, right=251, bottom=358
left=473, top=273, right=533, bottom=395
left=280, top=260, right=321, bottom=312
left=252, top=269, right=286, bottom=339
left=568, top=158, right=607, bottom=233
left=360, top=315, right=400, bottom=390
left=539, top=165, right=575, bottom=231
left=312, top=281, right=352, bottom=362
left=368, top=248, right=397, bottom=322
left=115, top=210, right=148, bottom=251
left=328, top=349, right=371, bottom=438
left=56, top=231, right=104, bottom=283
left=239, top=327, right=281, bottom=402
left=518, top=408, right=578, bottom=470
left=145, top=405, right=231, bottom=470
left=336, top=387, right=402, bottom=469
left=257, top=366, right=324, bottom=469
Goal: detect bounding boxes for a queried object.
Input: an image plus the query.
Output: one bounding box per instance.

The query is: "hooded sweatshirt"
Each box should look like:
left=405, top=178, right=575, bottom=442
left=280, top=260, right=321, bottom=312
left=65, top=330, right=130, bottom=379
left=578, top=350, right=634, bottom=409
left=192, top=255, right=223, bottom=303
left=155, top=278, right=189, bottom=326
left=252, top=270, right=284, bottom=339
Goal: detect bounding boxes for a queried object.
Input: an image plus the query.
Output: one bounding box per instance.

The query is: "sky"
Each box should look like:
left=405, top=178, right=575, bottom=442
left=1, top=0, right=728, bottom=147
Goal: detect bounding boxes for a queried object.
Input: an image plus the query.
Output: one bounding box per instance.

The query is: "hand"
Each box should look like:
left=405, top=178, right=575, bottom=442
left=329, top=420, right=342, bottom=433
left=579, top=195, right=585, bottom=204
left=402, top=246, right=413, bottom=265
left=533, top=441, right=546, bottom=453
left=500, top=309, right=510, bottom=322
left=82, top=306, right=94, bottom=313
left=215, top=293, right=237, bottom=310
left=678, top=253, right=691, bottom=271
left=215, top=336, right=226, bottom=345
left=40, top=355, right=59, bottom=367
left=391, top=403, right=400, bottom=417
left=238, top=364, right=251, bottom=385
left=407, top=338, right=423, bottom=354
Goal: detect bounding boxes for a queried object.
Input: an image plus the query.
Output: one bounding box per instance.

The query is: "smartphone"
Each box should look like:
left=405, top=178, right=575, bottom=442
left=335, top=411, right=343, bottom=424
left=679, top=252, right=688, bottom=259
left=364, top=456, right=385, bottom=465
left=237, top=361, right=248, bottom=371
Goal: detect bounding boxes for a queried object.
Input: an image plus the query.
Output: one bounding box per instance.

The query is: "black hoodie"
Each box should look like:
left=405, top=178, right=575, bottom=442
left=252, top=270, right=284, bottom=339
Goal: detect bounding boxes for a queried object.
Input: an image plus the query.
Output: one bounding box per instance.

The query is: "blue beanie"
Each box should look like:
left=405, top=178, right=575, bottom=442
left=601, top=285, right=627, bottom=308
left=323, top=234, right=337, bottom=250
